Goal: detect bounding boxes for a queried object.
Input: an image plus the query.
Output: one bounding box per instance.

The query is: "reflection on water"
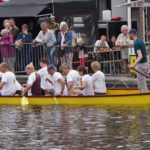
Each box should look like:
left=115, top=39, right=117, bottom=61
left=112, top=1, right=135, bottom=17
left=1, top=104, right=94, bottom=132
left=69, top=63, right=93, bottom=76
left=0, top=106, right=150, bottom=149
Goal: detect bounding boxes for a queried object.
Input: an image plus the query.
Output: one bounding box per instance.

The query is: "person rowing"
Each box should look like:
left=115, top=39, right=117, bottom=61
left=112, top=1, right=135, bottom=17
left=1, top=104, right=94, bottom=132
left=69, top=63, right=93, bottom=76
left=61, top=64, right=81, bottom=95
left=47, top=65, right=68, bottom=96
left=0, top=62, right=17, bottom=96
left=91, top=61, right=107, bottom=95
left=22, top=63, right=42, bottom=96
left=76, top=66, right=94, bottom=96
left=38, top=58, right=52, bottom=95
left=128, top=29, right=149, bottom=93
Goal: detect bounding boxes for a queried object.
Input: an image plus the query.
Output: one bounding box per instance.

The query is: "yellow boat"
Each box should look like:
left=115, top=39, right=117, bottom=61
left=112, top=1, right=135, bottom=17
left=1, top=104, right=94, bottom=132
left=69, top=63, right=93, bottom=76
left=0, top=89, right=150, bottom=107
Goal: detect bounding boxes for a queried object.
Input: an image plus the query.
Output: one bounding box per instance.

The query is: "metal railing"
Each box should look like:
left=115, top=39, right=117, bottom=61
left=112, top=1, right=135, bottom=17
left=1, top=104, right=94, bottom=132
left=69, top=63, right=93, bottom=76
left=0, top=43, right=149, bottom=76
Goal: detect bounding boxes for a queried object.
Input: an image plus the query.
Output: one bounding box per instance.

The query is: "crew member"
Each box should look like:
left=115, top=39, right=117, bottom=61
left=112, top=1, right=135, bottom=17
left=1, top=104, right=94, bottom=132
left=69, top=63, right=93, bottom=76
left=129, top=29, right=149, bottom=93
left=0, top=62, right=17, bottom=96
left=23, top=63, right=42, bottom=96
left=47, top=65, right=68, bottom=96
left=38, top=58, right=52, bottom=95
left=61, top=64, right=81, bottom=95
left=77, top=66, right=94, bottom=96
left=91, top=61, right=107, bottom=95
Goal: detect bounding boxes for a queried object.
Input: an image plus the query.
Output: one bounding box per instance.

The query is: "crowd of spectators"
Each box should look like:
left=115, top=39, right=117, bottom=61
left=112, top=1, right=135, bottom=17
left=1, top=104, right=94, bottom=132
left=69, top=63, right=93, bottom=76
left=0, top=17, right=141, bottom=74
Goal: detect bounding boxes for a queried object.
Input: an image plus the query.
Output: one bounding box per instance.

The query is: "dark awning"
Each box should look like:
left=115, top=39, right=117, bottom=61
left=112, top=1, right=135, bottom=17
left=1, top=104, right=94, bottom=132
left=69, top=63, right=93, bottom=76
left=0, top=5, right=47, bottom=17
left=0, top=0, right=95, bottom=18
left=53, top=0, right=96, bottom=15
left=0, top=0, right=51, bottom=18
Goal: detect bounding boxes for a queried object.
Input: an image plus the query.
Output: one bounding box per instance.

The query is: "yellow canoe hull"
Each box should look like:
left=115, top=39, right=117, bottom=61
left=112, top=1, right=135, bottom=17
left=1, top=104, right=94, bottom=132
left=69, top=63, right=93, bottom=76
left=0, top=89, right=150, bottom=107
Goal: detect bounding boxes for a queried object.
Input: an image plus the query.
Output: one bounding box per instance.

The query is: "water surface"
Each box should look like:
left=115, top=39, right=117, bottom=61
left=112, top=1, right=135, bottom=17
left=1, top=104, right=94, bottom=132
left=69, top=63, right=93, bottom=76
left=0, top=106, right=150, bottom=150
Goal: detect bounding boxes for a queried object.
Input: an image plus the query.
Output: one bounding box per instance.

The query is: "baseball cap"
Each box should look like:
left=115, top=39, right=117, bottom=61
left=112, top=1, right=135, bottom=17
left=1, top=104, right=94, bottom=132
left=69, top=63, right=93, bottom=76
left=129, top=29, right=137, bottom=34
left=47, top=65, right=56, bottom=70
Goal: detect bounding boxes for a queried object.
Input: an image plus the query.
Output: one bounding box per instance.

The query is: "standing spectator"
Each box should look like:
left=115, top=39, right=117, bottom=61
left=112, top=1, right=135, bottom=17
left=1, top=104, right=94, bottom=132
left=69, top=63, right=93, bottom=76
left=49, top=15, right=59, bottom=34
left=3, top=19, right=12, bottom=32
left=56, top=22, right=73, bottom=68
left=0, top=29, right=15, bottom=72
left=3, top=19, right=9, bottom=28
left=115, top=25, right=132, bottom=73
left=94, top=35, right=109, bottom=51
left=76, top=37, right=87, bottom=67
left=108, top=35, right=116, bottom=49
left=16, top=24, right=32, bottom=44
left=34, top=22, right=56, bottom=65
left=9, top=18, right=19, bottom=40
left=15, top=24, right=33, bottom=70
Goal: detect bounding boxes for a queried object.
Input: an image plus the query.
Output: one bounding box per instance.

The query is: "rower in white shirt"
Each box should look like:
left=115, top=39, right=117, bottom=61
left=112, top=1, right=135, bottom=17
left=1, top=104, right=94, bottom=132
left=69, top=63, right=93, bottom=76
left=37, top=58, right=52, bottom=95
left=91, top=61, right=107, bottom=95
left=61, top=64, right=81, bottom=95
left=77, top=66, right=94, bottom=96
left=47, top=65, right=68, bottom=96
left=22, top=63, right=42, bottom=96
left=0, top=62, right=17, bottom=96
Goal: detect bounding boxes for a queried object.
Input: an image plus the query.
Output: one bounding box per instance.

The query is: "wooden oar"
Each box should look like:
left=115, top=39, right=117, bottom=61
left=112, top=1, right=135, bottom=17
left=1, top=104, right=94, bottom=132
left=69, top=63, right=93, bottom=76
left=21, top=96, right=29, bottom=106
left=131, top=68, right=150, bottom=79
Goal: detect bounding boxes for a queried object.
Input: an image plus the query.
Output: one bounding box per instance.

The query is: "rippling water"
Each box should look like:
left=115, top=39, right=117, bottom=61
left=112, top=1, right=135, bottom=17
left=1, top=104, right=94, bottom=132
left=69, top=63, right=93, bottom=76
left=0, top=106, right=150, bottom=150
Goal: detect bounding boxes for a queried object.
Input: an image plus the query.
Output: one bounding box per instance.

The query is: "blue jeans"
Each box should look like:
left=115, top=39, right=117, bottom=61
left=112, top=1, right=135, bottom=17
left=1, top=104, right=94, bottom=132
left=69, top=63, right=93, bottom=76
left=48, top=47, right=57, bottom=65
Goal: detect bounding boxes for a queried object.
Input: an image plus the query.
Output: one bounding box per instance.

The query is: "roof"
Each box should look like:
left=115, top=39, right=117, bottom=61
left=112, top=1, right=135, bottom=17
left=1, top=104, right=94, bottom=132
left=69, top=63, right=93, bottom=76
left=0, top=0, right=95, bottom=17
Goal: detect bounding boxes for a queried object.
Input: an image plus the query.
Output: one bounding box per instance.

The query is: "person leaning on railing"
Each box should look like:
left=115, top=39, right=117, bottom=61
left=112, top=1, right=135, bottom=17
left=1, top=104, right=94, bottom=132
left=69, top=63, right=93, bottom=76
left=55, top=21, right=73, bottom=68
left=94, top=35, right=109, bottom=51
left=33, top=22, right=56, bottom=65
left=0, top=29, right=15, bottom=72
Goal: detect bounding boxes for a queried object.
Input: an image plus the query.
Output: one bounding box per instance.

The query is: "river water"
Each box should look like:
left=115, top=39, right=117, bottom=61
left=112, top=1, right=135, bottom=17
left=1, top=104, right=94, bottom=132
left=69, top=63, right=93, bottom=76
left=0, top=106, right=150, bottom=150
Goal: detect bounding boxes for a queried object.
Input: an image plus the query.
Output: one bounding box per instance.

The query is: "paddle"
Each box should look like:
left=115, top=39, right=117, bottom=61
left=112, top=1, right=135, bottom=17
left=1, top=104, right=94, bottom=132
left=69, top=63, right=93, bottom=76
left=131, top=68, right=150, bottom=79
left=21, top=96, right=29, bottom=106
left=51, top=88, right=59, bottom=104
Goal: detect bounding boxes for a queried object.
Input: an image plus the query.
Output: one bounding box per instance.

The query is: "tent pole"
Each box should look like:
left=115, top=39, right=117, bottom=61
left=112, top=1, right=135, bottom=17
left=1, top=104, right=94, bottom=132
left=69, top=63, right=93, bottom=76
left=127, top=0, right=132, bottom=30
left=52, top=0, right=55, bottom=15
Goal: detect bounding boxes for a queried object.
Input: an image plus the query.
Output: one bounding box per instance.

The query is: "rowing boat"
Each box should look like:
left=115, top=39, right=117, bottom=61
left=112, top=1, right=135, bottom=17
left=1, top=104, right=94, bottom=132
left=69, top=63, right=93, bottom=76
left=0, top=89, right=150, bottom=107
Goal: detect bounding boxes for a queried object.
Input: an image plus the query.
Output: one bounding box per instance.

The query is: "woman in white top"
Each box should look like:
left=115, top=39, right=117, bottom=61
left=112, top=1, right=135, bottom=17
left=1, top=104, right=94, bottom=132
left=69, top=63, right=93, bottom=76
left=91, top=61, right=107, bottom=95
left=77, top=66, right=94, bottom=96
left=94, top=35, right=109, bottom=51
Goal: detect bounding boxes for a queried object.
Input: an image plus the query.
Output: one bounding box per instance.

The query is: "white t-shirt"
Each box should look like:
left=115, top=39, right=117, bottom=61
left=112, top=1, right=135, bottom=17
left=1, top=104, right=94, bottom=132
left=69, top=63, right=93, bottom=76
left=15, top=81, right=22, bottom=91
left=67, top=70, right=81, bottom=87
left=81, top=74, right=94, bottom=96
left=38, top=67, right=52, bottom=90
left=94, top=40, right=109, bottom=51
left=1, top=71, right=17, bottom=96
left=92, top=71, right=107, bottom=93
left=52, top=72, right=68, bottom=96
left=27, top=72, right=36, bottom=85
left=27, top=72, right=37, bottom=96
